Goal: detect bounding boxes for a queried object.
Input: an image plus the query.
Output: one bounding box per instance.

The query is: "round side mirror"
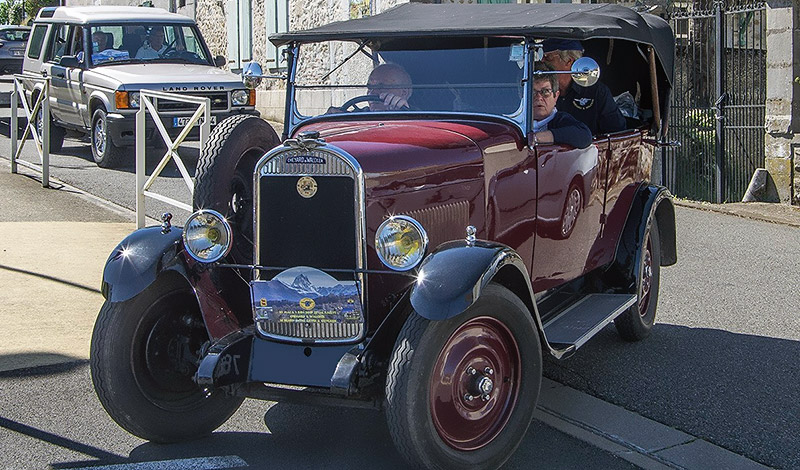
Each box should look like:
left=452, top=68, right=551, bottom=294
left=571, top=57, right=600, bottom=88
left=242, top=62, right=263, bottom=89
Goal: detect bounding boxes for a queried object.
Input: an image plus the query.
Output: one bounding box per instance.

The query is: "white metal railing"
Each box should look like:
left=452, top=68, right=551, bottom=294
left=10, top=75, right=51, bottom=187
left=135, top=89, right=211, bottom=228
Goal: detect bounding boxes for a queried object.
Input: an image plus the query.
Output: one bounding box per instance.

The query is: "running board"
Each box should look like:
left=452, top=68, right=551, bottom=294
left=543, top=294, right=637, bottom=350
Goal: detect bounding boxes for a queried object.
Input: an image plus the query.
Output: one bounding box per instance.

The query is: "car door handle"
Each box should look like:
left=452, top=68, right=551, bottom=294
left=55, top=72, right=65, bottom=78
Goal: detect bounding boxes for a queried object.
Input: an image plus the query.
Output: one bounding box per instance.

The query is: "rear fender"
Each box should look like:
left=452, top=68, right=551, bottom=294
left=611, top=185, right=677, bottom=285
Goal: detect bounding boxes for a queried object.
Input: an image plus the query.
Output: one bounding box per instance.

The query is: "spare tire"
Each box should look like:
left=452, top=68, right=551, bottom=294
left=194, top=115, right=280, bottom=264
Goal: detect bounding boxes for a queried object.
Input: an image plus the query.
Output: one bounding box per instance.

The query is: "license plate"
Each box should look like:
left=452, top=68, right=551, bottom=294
left=11, top=49, right=23, bottom=56
left=250, top=267, right=363, bottom=325
left=172, top=115, right=217, bottom=127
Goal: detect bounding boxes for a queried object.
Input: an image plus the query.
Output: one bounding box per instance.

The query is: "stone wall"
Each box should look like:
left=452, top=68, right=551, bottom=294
left=765, top=0, right=799, bottom=205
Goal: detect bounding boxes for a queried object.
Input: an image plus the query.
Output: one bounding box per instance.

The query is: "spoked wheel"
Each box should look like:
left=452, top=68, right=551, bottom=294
left=90, top=277, right=243, bottom=442
left=614, top=218, right=661, bottom=341
left=194, top=114, right=280, bottom=264
left=385, top=284, right=542, bottom=470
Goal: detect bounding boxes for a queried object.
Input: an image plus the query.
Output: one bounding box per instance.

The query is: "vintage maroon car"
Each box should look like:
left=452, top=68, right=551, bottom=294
left=90, top=4, right=676, bottom=469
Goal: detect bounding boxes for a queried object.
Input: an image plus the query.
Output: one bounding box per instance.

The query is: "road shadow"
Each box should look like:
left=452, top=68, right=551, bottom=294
left=543, top=323, right=799, bottom=469
left=0, top=356, right=86, bottom=377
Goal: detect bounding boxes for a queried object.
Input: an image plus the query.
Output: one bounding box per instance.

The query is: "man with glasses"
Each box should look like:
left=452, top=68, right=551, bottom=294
left=531, top=64, right=592, bottom=149
left=542, top=39, right=625, bottom=135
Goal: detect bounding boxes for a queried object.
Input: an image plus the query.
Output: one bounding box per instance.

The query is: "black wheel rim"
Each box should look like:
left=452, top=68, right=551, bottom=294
left=132, top=289, right=209, bottom=411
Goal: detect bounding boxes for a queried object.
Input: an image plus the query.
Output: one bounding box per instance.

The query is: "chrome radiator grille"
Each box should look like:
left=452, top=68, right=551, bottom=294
left=253, top=144, right=366, bottom=343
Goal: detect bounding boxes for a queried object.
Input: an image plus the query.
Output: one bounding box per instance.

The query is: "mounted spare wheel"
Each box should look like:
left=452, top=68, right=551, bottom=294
left=193, top=114, right=280, bottom=264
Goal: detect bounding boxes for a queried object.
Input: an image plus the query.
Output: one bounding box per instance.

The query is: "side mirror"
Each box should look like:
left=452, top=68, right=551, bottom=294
left=242, top=62, right=263, bottom=89
left=241, top=61, right=287, bottom=89
left=60, top=55, right=81, bottom=68
left=214, top=55, right=226, bottom=67
left=571, top=57, right=600, bottom=88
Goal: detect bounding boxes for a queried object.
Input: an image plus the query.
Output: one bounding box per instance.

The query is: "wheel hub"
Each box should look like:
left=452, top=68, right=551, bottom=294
left=430, top=316, right=521, bottom=451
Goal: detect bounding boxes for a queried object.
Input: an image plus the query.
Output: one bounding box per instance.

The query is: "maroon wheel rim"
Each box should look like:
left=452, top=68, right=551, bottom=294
left=429, top=316, right=521, bottom=451
left=638, top=234, right=653, bottom=317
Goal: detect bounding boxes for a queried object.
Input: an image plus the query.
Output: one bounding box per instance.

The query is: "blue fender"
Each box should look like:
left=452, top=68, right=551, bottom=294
left=409, top=240, right=535, bottom=321
left=101, top=226, right=189, bottom=303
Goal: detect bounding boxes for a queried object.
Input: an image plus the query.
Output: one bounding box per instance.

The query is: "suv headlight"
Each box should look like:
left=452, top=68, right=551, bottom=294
left=128, top=91, right=140, bottom=108
left=231, top=89, right=249, bottom=106
left=375, top=216, right=428, bottom=271
left=183, top=210, right=233, bottom=263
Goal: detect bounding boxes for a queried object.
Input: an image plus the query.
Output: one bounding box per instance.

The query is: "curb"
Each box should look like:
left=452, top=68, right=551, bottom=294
left=674, top=199, right=800, bottom=228
left=536, top=378, right=772, bottom=470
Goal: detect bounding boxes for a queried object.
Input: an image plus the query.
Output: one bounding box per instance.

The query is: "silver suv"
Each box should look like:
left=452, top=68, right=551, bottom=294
left=21, top=6, right=259, bottom=167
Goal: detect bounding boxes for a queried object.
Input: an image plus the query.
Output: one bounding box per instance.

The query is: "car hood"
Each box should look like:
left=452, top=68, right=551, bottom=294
left=91, top=63, right=244, bottom=90
left=296, top=118, right=524, bottom=194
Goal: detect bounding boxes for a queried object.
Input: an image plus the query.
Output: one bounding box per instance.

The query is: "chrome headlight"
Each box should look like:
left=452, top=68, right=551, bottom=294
left=231, top=89, right=249, bottom=106
left=128, top=91, right=140, bottom=108
left=183, top=209, right=232, bottom=263
left=375, top=216, right=428, bottom=271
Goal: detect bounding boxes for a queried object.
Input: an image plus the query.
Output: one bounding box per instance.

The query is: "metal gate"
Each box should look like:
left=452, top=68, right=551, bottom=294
left=664, top=0, right=766, bottom=203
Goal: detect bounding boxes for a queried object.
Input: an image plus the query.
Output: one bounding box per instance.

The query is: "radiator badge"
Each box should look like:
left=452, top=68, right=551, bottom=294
left=296, top=176, right=318, bottom=198
left=286, top=155, right=326, bottom=164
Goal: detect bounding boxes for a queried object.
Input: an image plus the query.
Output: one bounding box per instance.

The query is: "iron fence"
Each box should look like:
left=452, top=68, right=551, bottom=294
left=664, top=0, right=766, bottom=202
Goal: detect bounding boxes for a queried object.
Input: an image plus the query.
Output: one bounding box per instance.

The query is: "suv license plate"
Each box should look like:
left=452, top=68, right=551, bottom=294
left=173, top=115, right=217, bottom=127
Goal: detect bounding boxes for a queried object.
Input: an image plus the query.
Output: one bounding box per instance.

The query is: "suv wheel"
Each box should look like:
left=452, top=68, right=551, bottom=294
left=194, top=114, right=280, bottom=264
left=385, top=284, right=542, bottom=469
left=91, top=108, right=125, bottom=168
left=35, top=100, right=65, bottom=153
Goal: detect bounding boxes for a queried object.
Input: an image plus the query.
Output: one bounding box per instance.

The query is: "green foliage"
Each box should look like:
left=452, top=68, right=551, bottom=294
left=0, top=0, right=58, bottom=25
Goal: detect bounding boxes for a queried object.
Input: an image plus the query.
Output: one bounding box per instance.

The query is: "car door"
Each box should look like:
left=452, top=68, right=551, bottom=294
left=61, top=26, right=87, bottom=127
left=531, top=143, right=602, bottom=292
left=40, top=23, right=71, bottom=122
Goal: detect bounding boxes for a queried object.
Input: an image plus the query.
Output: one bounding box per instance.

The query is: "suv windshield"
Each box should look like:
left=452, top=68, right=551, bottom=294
left=88, top=24, right=211, bottom=66
left=294, top=39, right=526, bottom=121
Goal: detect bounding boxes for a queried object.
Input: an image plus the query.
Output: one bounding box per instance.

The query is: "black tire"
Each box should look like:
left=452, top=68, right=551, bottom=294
left=34, top=97, right=65, bottom=153
left=614, top=218, right=661, bottom=341
left=385, top=283, right=542, bottom=470
left=91, top=108, right=126, bottom=168
left=194, top=114, right=280, bottom=264
left=90, top=277, right=244, bottom=443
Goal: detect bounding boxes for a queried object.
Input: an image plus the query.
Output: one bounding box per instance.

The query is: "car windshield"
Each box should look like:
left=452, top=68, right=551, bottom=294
left=1, top=28, right=29, bottom=41
left=293, top=38, right=526, bottom=121
left=88, top=24, right=211, bottom=67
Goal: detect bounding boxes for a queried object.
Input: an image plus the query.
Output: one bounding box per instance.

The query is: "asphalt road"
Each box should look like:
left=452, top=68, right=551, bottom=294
left=0, top=362, right=639, bottom=470
left=1, top=106, right=798, bottom=468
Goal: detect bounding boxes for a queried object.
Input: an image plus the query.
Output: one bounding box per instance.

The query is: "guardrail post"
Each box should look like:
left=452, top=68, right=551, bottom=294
left=41, top=81, right=50, bottom=188
left=10, top=79, right=18, bottom=174
left=136, top=100, right=146, bottom=229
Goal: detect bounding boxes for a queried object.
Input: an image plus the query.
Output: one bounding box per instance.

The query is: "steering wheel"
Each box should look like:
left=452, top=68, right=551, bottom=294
left=340, top=94, right=384, bottom=112
left=159, top=41, right=177, bottom=58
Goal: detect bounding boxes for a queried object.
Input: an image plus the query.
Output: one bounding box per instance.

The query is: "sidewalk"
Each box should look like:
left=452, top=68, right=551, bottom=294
left=0, top=159, right=136, bottom=371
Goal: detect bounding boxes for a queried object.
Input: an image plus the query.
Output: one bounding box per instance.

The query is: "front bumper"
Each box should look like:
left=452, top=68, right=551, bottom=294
left=106, top=108, right=260, bottom=146
left=0, top=58, right=23, bottom=74
left=195, top=326, right=364, bottom=394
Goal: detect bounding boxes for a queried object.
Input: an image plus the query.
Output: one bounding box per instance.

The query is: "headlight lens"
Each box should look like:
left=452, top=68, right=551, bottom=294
left=375, top=216, right=428, bottom=271
left=231, top=89, right=249, bottom=106
left=183, top=209, right=233, bottom=263
left=128, top=91, right=140, bottom=108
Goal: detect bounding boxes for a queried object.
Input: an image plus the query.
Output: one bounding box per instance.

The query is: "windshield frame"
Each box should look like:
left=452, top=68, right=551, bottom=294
left=83, top=22, right=214, bottom=68
left=284, top=38, right=532, bottom=139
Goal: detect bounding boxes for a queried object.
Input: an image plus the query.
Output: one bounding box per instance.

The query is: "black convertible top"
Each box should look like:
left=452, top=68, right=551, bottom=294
left=270, top=3, right=674, bottom=83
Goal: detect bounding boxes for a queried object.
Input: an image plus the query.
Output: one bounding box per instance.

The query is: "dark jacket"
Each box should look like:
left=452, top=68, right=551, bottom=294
left=558, top=81, right=626, bottom=135
left=547, top=111, right=593, bottom=149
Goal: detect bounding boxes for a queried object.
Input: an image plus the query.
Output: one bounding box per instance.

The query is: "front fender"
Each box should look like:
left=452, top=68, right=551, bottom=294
left=101, top=226, right=188, bottom=303
left=409, top=240, right=534, bottom=321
